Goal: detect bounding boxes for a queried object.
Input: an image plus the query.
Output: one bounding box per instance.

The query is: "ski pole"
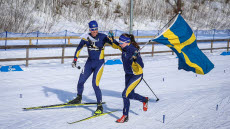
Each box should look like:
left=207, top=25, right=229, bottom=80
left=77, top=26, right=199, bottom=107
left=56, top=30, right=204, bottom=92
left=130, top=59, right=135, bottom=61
left=143, top=78, right=159, bottom=101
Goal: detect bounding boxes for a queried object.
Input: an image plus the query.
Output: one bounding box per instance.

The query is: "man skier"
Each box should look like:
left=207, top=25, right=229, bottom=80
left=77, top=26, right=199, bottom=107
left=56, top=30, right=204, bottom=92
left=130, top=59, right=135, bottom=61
left=69, top=20, right=120, bottom=115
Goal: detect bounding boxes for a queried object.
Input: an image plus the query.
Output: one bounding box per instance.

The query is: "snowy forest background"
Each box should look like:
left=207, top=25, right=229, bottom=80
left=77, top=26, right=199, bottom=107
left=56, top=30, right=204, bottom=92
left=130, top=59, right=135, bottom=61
left=0, top=0, right=229, bottom=33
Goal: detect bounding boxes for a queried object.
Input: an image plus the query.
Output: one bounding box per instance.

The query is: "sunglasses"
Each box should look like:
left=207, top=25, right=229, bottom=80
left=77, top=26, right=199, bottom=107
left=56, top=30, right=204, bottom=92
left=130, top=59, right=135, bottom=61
left=90, top=28, right=98, bottom=31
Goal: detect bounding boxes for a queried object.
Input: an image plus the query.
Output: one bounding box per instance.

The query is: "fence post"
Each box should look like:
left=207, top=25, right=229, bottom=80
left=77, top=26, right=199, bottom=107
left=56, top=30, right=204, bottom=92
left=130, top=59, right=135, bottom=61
left=213, top=29, right=216, bottom=40
left=61, top=46, right=65, bottom=64
left=196, top=28, right=198, bottom=38
left=115, top=29, right=117, bottom=37
left=26, top=47, right=29, bottom=67
left=65, top=30, right=67, bottom=44
left=68, top=38, right=70, bottom=44
left=36, top=31, right=39, bottom=45
left=29, top=39, right=32, bottom=45
left=227, top=39, right=229, bottom=52
left=5, top=31, right=7, bottom=50
left=152, top=43, right=154, bottom=57
left=211, top=41, right=213, bottom=53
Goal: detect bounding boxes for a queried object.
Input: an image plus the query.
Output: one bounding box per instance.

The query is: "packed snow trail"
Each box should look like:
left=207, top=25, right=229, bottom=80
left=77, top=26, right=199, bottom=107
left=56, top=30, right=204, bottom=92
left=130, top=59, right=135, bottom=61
left=0, top=49, right=230, bottom=129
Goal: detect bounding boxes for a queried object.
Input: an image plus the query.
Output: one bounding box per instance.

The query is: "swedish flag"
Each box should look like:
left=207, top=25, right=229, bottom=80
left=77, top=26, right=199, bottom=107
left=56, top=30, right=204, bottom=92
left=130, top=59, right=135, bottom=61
left=152, top=14, right=214, bottom=75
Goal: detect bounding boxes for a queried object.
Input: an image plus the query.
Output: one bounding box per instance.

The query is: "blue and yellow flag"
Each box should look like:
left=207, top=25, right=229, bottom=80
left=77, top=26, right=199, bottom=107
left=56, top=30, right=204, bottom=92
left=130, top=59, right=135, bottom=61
left=151, top=14, right=214, bottom=75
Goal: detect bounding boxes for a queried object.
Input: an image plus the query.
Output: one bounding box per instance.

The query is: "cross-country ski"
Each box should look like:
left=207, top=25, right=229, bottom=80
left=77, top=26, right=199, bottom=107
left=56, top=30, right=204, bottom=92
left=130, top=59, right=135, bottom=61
left=23, top=102, right=106, bottom=110
left=67, top=110, right=118, bottom=124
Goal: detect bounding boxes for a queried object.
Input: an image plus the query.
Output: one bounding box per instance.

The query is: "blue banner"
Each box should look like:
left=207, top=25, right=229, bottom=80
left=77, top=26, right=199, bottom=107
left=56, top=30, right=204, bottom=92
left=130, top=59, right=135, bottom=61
left=1, top=65, right=23, bottom=72
left=105, top=59, right=122, bottom=65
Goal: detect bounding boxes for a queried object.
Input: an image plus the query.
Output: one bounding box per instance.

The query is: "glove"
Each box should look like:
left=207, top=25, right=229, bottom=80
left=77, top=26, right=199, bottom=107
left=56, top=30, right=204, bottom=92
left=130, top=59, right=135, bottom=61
left=132, top=51, right=138, bottom=62
left=72, top=59, right=77, bottom=68
left=108, top=30, right=114, bottom=38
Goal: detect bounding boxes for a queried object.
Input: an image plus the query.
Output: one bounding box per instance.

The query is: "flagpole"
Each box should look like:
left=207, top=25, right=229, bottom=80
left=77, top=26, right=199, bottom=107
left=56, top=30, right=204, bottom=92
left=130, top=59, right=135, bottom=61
left=137, top=12, right=180, bottom=52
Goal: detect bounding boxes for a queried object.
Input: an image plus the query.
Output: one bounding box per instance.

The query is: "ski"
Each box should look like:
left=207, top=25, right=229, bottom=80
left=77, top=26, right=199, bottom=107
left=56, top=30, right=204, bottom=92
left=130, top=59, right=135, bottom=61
left=67, top=110, right=117, bottom=124
left=23, top=102, right=106, bottom=110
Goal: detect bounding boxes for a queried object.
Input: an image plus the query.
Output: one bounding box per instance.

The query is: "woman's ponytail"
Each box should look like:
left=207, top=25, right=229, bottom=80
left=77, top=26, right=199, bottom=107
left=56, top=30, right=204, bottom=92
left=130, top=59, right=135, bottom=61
left=121, top=33, right=140, bottom=50
left=129, top=34, right=140, bottom=50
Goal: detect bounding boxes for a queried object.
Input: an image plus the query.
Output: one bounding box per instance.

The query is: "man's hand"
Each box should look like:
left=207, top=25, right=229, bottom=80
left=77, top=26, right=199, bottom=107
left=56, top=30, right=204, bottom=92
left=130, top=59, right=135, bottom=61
left=108, top=30, right=114, bottom=38
left=72, top=59, right=77, bottom=68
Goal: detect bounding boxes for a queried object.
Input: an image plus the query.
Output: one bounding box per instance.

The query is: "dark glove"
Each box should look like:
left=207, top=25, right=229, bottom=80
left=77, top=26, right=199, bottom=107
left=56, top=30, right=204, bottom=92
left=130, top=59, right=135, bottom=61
left=132, top=51, right=138, bottom=62
left=72, top=59, right=77, bottom=68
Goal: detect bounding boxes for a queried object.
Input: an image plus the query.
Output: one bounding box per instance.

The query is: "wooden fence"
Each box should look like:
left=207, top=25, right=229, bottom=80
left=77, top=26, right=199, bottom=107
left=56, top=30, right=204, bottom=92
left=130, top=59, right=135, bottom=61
left=0, top=36, right=229, bottom=67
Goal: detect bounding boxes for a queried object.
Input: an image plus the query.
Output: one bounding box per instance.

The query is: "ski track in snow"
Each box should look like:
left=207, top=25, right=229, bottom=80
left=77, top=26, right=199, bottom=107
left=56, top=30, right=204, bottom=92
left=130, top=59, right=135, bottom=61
left=0, top=44, right=230, bottom=129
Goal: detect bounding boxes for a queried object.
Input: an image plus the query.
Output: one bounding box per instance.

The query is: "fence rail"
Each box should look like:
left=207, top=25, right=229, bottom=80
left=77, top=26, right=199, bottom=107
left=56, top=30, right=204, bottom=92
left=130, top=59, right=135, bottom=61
left=0, top=36, right=229, bottom=67
left=0, top=36, right=153, bottom=45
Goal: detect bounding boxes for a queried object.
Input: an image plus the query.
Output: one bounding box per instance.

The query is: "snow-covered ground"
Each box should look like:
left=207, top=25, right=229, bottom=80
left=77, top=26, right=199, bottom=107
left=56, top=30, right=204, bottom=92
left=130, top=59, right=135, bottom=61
left=0, top=43, right=230, bottom=129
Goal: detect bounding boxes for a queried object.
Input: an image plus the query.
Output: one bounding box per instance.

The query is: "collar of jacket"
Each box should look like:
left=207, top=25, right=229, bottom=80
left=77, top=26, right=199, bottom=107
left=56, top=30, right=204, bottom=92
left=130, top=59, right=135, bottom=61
left=89, top=33, right=98, bottom=38
left=122, top=43, right=131, bottom=51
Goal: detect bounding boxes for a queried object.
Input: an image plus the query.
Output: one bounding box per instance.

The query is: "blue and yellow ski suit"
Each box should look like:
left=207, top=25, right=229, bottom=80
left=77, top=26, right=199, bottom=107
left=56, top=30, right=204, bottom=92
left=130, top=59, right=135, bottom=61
left=74, top=33, right=120, bottom=104
left=121, top=44, right=147, bottom=116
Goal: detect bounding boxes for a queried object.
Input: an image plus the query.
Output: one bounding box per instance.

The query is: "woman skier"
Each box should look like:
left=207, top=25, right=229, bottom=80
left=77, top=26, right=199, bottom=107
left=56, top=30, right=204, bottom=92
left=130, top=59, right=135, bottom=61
left=116, top=33, right=149, bottom=123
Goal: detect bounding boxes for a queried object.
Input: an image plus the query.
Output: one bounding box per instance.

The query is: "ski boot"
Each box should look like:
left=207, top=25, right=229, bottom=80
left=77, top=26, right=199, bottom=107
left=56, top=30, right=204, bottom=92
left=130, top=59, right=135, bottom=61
left=94, top=103, right=103, bottom=115
left=143, top=97, right=149, bottom=111
left=116, top=115, right=128, bottom=123
left=68, top=94, right=82, bottom=104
